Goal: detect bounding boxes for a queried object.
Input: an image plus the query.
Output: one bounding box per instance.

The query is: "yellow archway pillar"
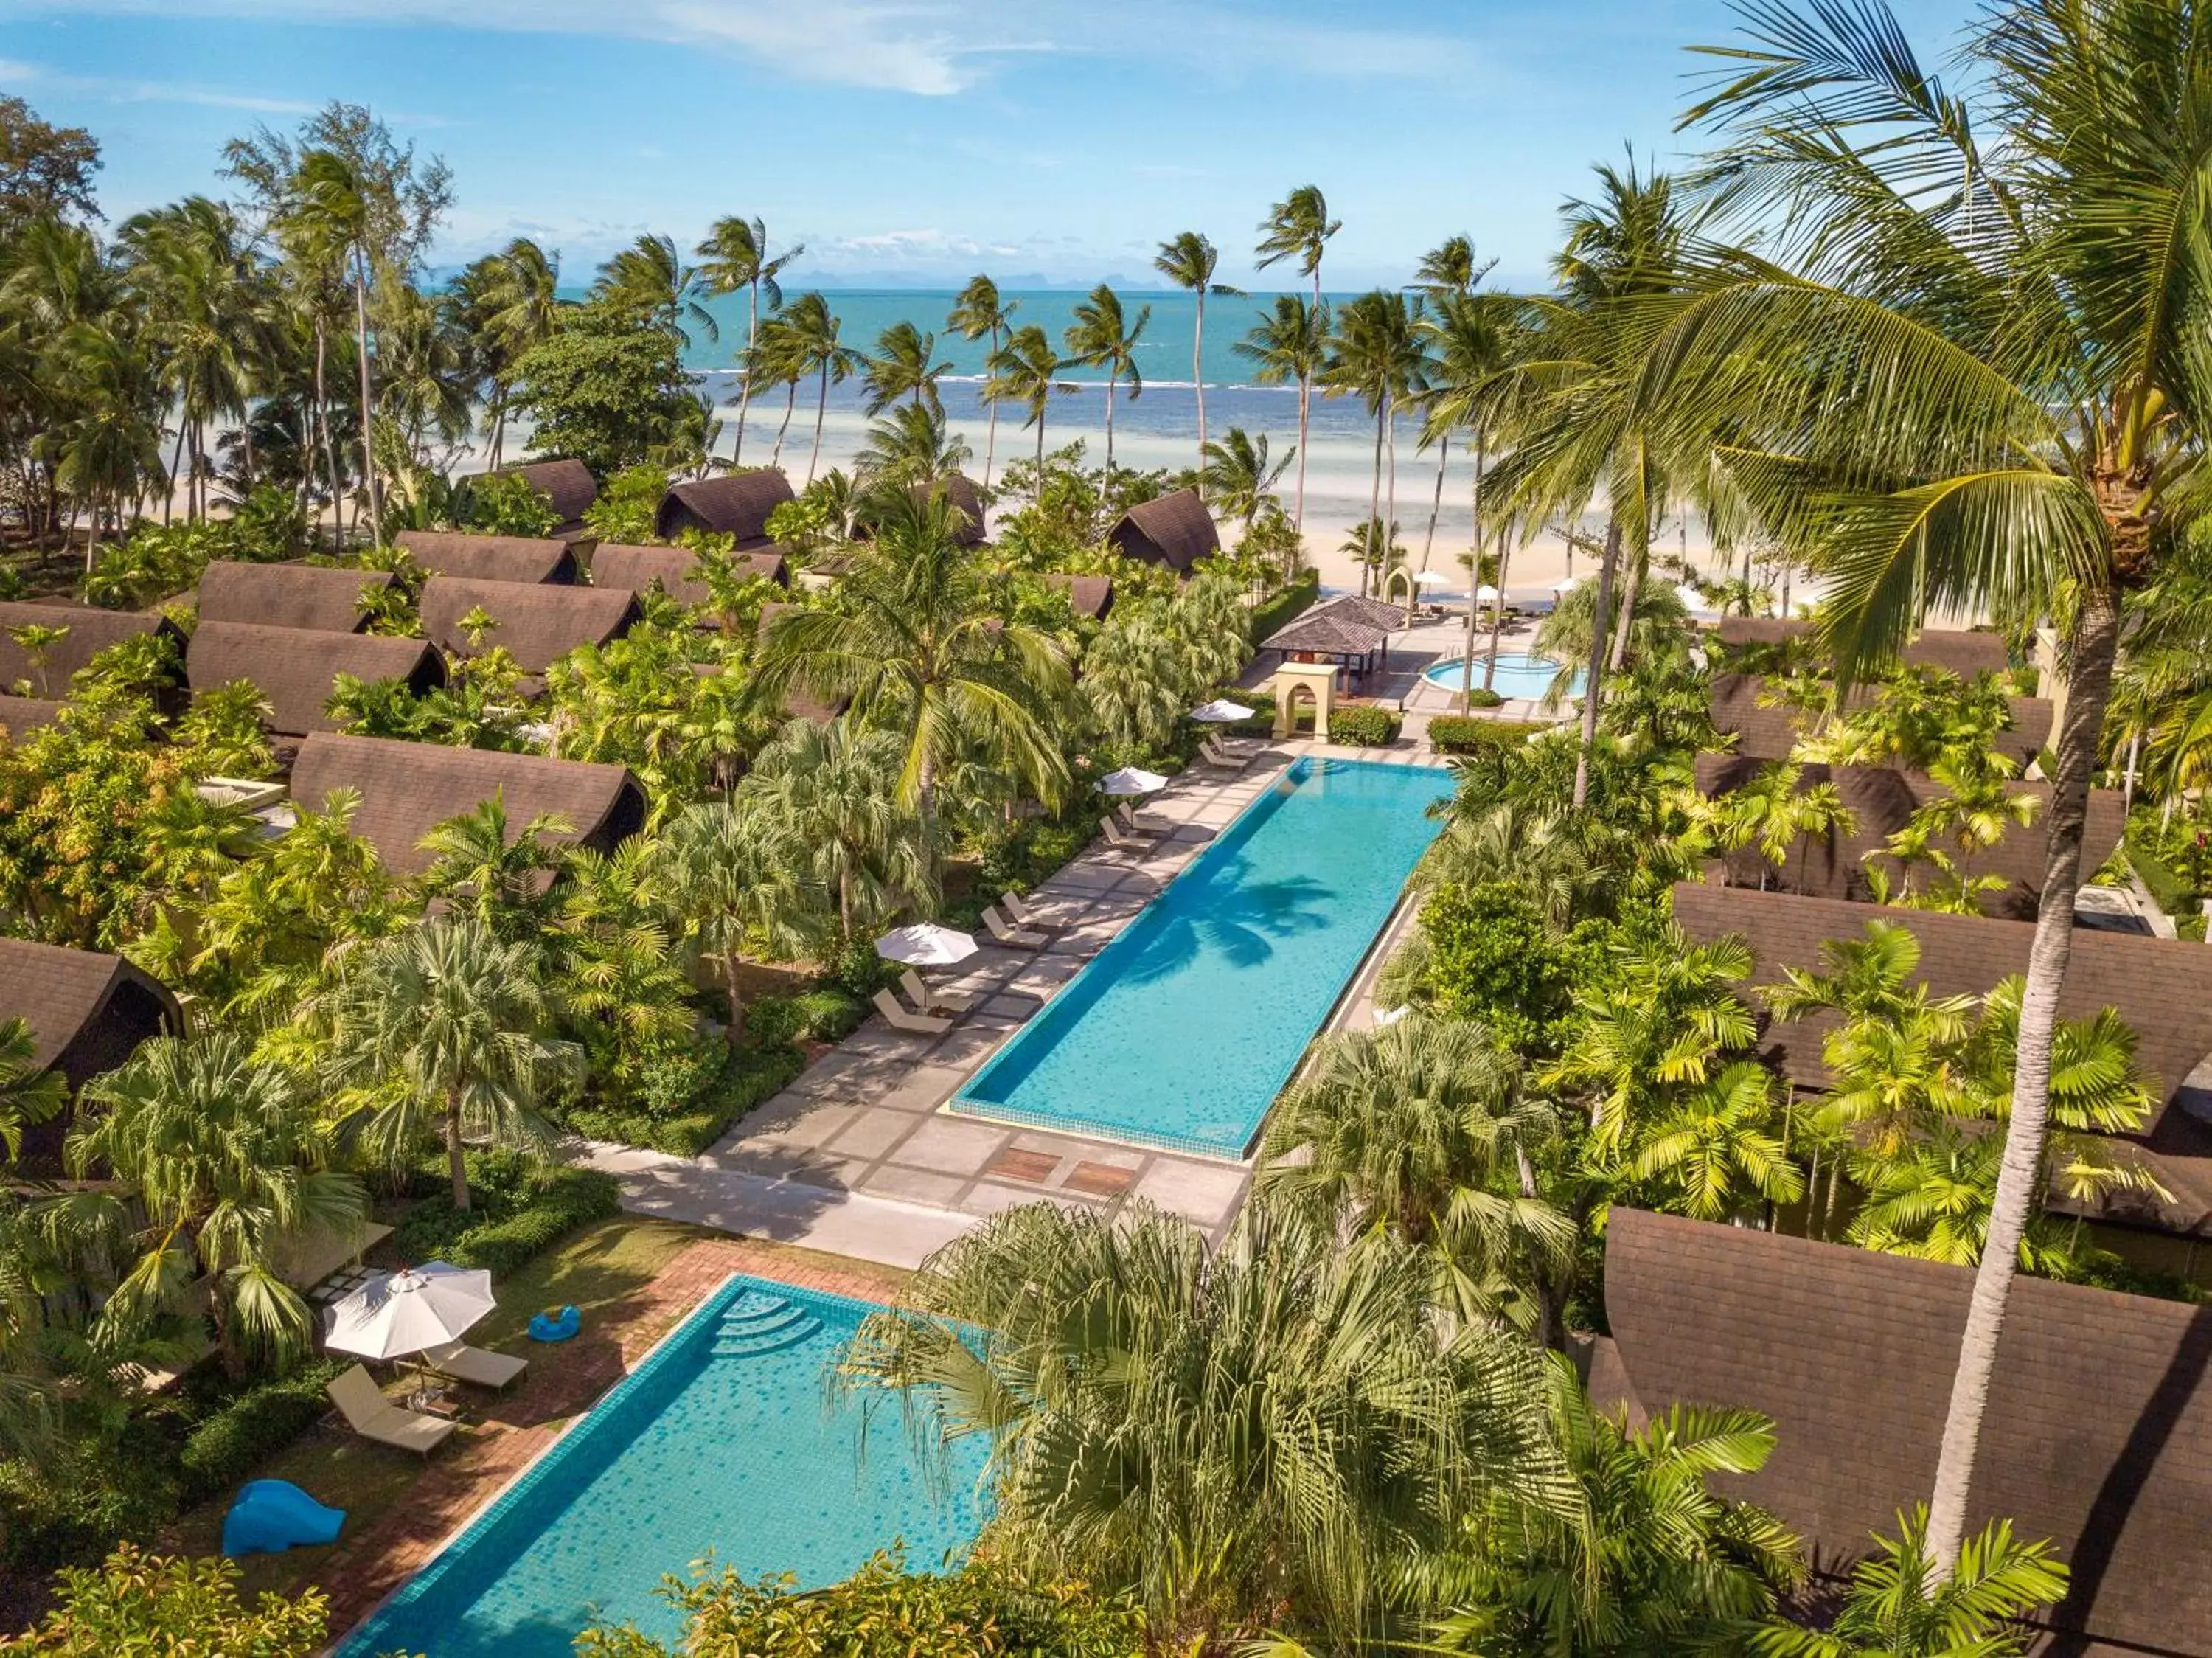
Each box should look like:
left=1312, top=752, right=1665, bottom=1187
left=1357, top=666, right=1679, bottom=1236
left=1270, top=660, right=1341, bottom=742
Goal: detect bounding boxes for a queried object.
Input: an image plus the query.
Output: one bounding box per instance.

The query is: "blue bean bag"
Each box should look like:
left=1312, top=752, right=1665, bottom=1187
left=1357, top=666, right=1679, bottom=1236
left=529, top=1304, right=581, bottom=1343
left=222, top=1480, right=344, bottom=1558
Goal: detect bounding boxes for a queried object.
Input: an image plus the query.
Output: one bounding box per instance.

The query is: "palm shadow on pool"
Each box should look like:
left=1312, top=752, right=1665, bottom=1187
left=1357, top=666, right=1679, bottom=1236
left=1114, top=856, right=1335, bottom=986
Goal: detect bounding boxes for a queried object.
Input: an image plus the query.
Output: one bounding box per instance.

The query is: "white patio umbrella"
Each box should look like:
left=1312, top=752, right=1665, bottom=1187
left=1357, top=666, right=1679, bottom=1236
left=325, top=1262, right=497, bottom=1405
left=1674, top=582, right=1710, bottom=613
left=873, top=923, right=979, bottom=969
left=1189, top=698, right=1255, bottom=724
left=1475, top=583, right=1502, bottom=605
left=1097, top=766, right=1169, bottom=797
left=1551, top=573, right=1582, bottom=592
left=1411, top=569, right=1450, bottom=589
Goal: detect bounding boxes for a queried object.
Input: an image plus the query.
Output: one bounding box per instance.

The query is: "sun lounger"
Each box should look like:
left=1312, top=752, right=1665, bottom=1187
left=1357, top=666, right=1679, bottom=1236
left=326, top=1364, right=457, bottom=1457
left=420, top=1339, right=527, bottom=1391
left=1113, top=802, right=1164, bottom=836
left=1098, top=816, right=1147, bottom=850
left=897, top=968, right=972, bottom=1014
left=1197, top=736, right=1247, bottom=768
left=872, top=988, right=951, bottom=1036
left=999, top=889, right=1043, bottom=926
left=981, top=904, right=1047, bottom=949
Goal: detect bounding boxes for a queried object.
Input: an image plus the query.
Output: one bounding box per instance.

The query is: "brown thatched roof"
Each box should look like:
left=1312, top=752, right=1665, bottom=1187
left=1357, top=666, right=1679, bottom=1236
left=395, top=531, right=580, bottom=586
left=1710, top=673, right=2052, bottom=766
left=589, top=544, right=788, bottom=608
left=1713, top=616, right=2014, bottom=677
left=419, top=577, right=642, bottom=673
left=481, top=457, right=597, bottom=530
left=187, top=622, right=446, bottom=738
left=1262, top=595, right=1401, bottom=657
left=0, top=602, right=184, bottom=696
left=856, top=474, right=987, bottom=547
left=1046, top=573, right=1115, bottom=620
left=197, top=561, right=391, bottom=634
left=1596, top=1208, right=2212, bottom=1655
left=1107, top=488, right=1220, bottom=573
left=0, top=696, right=67, bottom=737
left=654, top=470, right=794, bottom=547
left=1670, top=882, right=2212, bottom=1128
left=289, top=732, right=647, bottom=875
left=0, top=937, right=180, bottom=1090
left=1689, top=754, right=2123, bottom=915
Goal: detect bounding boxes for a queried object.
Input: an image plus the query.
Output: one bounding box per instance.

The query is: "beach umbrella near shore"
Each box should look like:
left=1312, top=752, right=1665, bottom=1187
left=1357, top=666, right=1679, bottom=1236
left=1551, top=574, right=1582, bottom=592
left=1189, top=698, right=1254, bottom=724
left=1098, top=766, right=1169, bottom=797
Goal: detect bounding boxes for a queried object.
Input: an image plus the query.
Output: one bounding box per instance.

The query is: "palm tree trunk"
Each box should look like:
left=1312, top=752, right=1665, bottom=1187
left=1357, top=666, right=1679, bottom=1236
left=982, top=324, right=1001, bottom=490
left=164, top=420, right=185, bottom=527
left=721, top=954, right=747, bottom=1047
left=1608, top=544, right=1645, bottom=672
left=446, top=1100, right=471, bottom=1211
left=734, top=280, right=759, bottom=467
left=1421, top=431, right=1448, bottom=576
left=1385, top=393, right=1399, bottom=545
left=488, top=394, right=507, bottom=472
left=1460, top=458, right=1482, bottom=712
left=809, top=363, right=829, bottom=485
left=1193, top=290, right=1207, bottom=465
left=1923, top=583, right=2121, bottom=1579
left=1294, top=377, right=1311, bottom=531
left=1364, top=407, right=1385, bottom=598
left=1104, top=370, right=1117, bottom=472
left=313, top=321, right=341, bottom=551
left=351, top=246, right=384, bottom=545
left=772, top=381, right=797, bottom=468
left=1486, top=544, right=1513, bottom=694
left=1572, top=518, right=1620, bottom=811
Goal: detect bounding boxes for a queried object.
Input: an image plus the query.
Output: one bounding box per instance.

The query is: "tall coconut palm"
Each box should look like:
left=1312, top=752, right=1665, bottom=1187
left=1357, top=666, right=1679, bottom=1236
left=1199, top=426, right=1293, bottom=538
left=1648, top=0, right=2212, bottom=1568
left=65, top=1033, right=364, bottom=1373
left=654, top=799, right=825, bottom=1039
left=861, top=319, right=950, bottom=420
left=790, top=297, right=863, bottom=485
left=318, top=915, right=580, bottom=1210
left=947, top=275, right=1018, bottom=489
left=1325, top=291, right=1428, bottom=595
left=1406, top=236, right=1499, bottom=581
left=754, top=488, right=1070, bottom=850
left=284, top=149, right=388, bottom=542
left=835, top=1197, right=1572, bottom=1654
left=589, top=232, right=717, bottom=350
left=1256, top=182, right=1340, bottom=312
left=451, top=237, right=561, bottom=471
left=748, top=304, right=810, bottom=471
left=745, top=718, right=933, bottom=937
left=1237, top=294, right=1329, bottom=530
left=695, top=215, right=802, bottom=466
left=1063, top=283, right=1150, bottom=473
left=983, top=323, right=1070, bottom=490
left=1419, top=289, right=1528, bottom=687
left=1154, top=230, right=1242, bottom=462
left=854, top=402, right=971, bottom=488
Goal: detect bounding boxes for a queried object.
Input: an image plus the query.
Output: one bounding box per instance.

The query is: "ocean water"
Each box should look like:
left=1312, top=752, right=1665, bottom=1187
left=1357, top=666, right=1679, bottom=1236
left=953, top=757, right=1458, bottom=1157
left=335, top=1280, right=986, bottom=1658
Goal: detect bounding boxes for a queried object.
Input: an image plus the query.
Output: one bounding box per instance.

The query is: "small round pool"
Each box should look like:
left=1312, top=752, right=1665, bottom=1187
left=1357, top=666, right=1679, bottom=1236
left=1422, top=651, right=1582, bottom=699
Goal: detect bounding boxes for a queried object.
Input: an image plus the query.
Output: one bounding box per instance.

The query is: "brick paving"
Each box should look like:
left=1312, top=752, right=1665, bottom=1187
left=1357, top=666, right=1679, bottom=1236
left=316, top=1237, right=903, bottom=1643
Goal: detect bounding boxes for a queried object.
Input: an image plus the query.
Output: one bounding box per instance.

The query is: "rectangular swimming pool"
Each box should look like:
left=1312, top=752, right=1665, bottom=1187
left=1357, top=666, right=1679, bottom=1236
left=953, top=757, right=1457, bottom=1156
left=336, top=1277, right=985, bottom=1658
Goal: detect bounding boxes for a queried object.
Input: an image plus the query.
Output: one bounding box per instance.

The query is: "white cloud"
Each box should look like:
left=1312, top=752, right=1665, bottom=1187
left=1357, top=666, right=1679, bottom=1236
left=0, top=55, right=319, bottom=112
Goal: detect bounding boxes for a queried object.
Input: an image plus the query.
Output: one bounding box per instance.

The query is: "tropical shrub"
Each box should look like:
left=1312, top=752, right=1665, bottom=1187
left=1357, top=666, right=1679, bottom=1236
left=582, top=463, right=668, bottom=542
left=392, top=1154, right=620, bottom=1274
left=508, top=302, right=701, bottom=477
left=1329, top=704, right=1400, bottom=746
left=7, top=1544, right=330, bottom=1654
left=80, top=487, right=300, bottom=609
left=458, top=468, right=560, bottom=536
left=1429, top=715, right=1543, bottom=755
left=1248, top=565, right=1319, bottom=639
left=175, top=1360, right=347, bottom=1504
left=560, top=1043, right=807, bottom=1157
left=1419, top=881, right=1615, bottom=1055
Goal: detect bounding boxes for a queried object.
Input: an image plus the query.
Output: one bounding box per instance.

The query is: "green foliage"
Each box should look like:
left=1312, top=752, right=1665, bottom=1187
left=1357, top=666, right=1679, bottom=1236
left=1429, top=715, right=1543, bottom=755
left=582, top=463, right=669, bottom=543
left=459, top=468, right=560, bottom=536
left=1419, top=881, right=1615, bottom=1054
left=0, top=1426, right=182, bottom=1575
left=745, top=986, right=870, bottom=1050
left=170, top=679, right=276, bottom=778
left=762, top=492, right=844, bottom=559
left=575, top=1548, right=1144, bottom=1658
left=508, top=301, right=701, bottom=477
left=82, top=488, right=299, bottom=609
left=973, top=814, right=1102, bottom=902
left=176, top=1359, right=346, bottom=1504
left=1249, top=566, right=1320, bottom=640
left=544, top=625, right=763, bottom=809
left=560, top=1044, right=807, bottom=1156
left=2125, top=813, right=2208, bottom=913
left=1328, top=703, right=1401, bottom=746
left=391, top=1150, right=621, bottom=1274
left=7, top=1544, right=330, bottom=1655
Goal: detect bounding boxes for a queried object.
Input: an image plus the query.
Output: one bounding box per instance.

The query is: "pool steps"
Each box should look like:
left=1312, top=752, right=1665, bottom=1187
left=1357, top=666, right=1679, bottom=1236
left=709, top=1290, right=823, bottom=1359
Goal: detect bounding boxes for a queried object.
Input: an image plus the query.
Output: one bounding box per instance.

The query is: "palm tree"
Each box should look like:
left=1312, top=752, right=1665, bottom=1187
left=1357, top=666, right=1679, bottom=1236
left=745, top=718, right=933, bottom=938
left=1256, top=183, right=1340, bottom=313
left=589, top=232, right=717, bottom=349
left=0, top=1019, right=64, bottom=1164
left=835, top=1197, right=1571, bottom=1654
left=1258, top=1015, right=1571, bottom=1327
left=947, top=276, right=1018, bottom=489
left=319, top=915, right=580, bottom=1210
left=1325, top=291, right=1428, bottom=595
left=1632, top=1059, right=1804, bottom=1222
left=1198, top=426, right=1292, bottom=538
left=861, top=320, right=950, bottom=419
left=654, top=799, right=825, bottom=1040
left=451, top=237, right=561, bottom=471
left=414, top=796, right=570, bottom=936
left=854, top=402, right=972, bottom=488
left=284, top=149, right=387, bottom=542
left=1406, top=236, right=1498, bottom=580
left=754, top=488, right=1071, bottom=849
left=695, top=215, right=802, bottom=467
left=1154, top=231, right=1242, bottom=463
left=787, top=296, right=863, bottom=485
left=1237, top=295, right=1329, bottom=530
left=1652, top=0, right=2212, bottom=1566
left=983, top=323, right=1071, bottom=490
left=1420, top=289, right=1527, bottom=679
left=66, top=1033, right=364, bottom=1373
left=1062, top=283, right=1150, bottom=473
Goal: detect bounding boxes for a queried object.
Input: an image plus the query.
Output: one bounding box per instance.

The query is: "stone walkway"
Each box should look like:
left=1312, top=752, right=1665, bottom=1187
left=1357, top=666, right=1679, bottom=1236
left=319, top=1236, right=901, bottom=1641
left=594, top=738, right=1453, bottom=1255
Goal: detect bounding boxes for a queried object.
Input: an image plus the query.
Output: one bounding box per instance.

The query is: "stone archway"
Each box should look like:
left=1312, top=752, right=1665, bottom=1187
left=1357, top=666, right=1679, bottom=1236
left=1270, top=660, right=1340, bottom=741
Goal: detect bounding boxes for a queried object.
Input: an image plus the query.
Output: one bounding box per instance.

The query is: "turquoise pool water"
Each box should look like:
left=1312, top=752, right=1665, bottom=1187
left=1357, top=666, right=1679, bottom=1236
left=1421, top=651, right=1581, bottom=698
left=953, top=757, right=1457, bottom=1156
left=335, top=1279, right=985, bottom=1658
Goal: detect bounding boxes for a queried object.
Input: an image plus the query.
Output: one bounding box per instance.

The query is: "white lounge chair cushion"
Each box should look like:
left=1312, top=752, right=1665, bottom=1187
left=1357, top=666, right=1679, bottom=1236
left=422, top=1339, right=527, bottom=1390
left=326, top=1364, right=457, bottom=1454
left=872, top=988, right=951, bottom=1034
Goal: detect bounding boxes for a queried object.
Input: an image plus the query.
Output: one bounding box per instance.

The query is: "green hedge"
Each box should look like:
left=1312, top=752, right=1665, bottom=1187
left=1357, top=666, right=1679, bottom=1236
left=565, top=1042, right=807, bottom=1156
left=1248, top=569, right=1320, bottom=642
left=748, top=987, right=870, bottom=1049
left=1428, top=715, right=1548, bottom=755
left=1329, top=704, right=1401, bottom=746
left=393, top=1154, right=622, bottom=1274
left=2126, top=826, right=2197, bottom=915
left=177, top=1361, right=347, bottom=1505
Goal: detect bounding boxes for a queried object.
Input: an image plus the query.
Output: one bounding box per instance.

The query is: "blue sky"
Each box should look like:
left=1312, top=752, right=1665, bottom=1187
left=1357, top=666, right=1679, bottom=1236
left=0, top=0, right=1973, bottom=290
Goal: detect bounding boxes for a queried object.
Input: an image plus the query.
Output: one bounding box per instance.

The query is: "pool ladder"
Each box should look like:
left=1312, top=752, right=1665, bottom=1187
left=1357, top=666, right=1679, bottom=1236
left=709, top=1289, right=822, bottom=1359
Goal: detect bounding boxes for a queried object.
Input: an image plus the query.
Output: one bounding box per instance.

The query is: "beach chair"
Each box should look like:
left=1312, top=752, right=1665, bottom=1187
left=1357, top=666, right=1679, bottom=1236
left=872, top=988, right=951, bottom=1036
left=326, top=1365, right=457, bottom=1457
left=897, top=968, right=972, bottom=1013
left=1098, top=816, right=1146, bottom=850
left=421, top=1340, right=528, bottom=1392
left=1198, top=735, right=1248, bottom=769
left=981, top=904, right=1047, bottom=949
left=1113, top=802, right=1164, bottom=837
left=999, top=889, right=1046, bottom=926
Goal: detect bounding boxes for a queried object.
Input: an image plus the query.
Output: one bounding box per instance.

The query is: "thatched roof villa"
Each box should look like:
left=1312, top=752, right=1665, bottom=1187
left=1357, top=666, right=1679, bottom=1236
left=1107, top=488, right=1219, bottom=573
left=187, top=622, right=447, bottom=738
left=476, top=457, right=598, bottom=535
left=590, top=544, right=788, bottom=610
left=396, top=530, right=582, bottom=586
left=0, top=600, right=185, bottom=697
left=419, top=577, right=642, bottom=676
left=196, top=560, right=392, bottom=634
left=653, top=471, right=794, bottom=548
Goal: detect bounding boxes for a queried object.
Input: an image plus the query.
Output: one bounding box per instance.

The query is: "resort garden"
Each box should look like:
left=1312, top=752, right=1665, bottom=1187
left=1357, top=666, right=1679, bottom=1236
left=3, top=0, right=2212, bottom=1651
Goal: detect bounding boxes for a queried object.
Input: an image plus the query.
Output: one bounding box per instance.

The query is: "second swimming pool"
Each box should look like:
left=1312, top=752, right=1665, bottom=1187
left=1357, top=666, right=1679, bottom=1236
left=953, top=757, right=1458, bottom=1157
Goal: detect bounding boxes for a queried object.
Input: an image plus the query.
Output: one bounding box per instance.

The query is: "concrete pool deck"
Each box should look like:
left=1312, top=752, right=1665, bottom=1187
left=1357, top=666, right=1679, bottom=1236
left=591, top=738, right=1456, bottom=1255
